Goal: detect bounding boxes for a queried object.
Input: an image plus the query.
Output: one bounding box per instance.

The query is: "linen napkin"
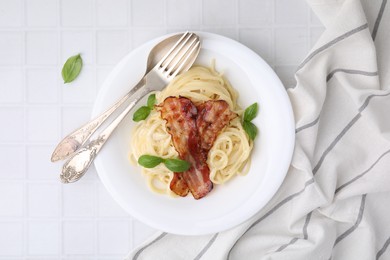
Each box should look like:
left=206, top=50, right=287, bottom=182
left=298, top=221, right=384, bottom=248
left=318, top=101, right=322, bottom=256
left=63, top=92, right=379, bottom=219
left=126, top=0, right=390, bottom=259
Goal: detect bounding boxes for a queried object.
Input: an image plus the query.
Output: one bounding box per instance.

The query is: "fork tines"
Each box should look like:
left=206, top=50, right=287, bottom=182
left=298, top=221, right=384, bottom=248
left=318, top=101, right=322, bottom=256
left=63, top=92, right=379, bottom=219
left=158, top=32, right=201, bottom=78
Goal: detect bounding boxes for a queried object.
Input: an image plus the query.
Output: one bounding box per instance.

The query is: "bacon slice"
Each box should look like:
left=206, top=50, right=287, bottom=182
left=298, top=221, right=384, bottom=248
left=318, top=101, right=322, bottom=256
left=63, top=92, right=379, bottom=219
left=169, top=173, right=189, bottom=197
left=196, top=100, right=237, bottom=153
left=159, top=97, right=212, bottom=199
left=159, top=97, right=236, bottom=199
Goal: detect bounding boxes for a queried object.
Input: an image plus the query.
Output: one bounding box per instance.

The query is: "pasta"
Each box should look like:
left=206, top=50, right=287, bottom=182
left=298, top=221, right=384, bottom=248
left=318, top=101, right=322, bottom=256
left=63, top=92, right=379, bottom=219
left=129, top=64, right=254, bottom=196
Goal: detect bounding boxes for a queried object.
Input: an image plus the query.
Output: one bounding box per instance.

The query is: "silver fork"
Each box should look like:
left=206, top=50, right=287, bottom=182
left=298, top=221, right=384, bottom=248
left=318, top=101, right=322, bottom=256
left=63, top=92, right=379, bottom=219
left=60, top=33, right=201, bottom=183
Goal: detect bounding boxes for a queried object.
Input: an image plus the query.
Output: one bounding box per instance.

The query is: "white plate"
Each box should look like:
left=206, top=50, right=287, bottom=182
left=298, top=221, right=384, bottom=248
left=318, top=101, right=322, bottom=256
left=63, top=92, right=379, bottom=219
left=92, top=32, right=295, bottom=235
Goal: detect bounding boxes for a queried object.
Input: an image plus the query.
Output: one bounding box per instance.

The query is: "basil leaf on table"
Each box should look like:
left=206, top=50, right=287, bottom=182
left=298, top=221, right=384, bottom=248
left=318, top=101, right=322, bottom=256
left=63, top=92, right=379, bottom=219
left=147, top=94, right=157, bottom=108
left=164, top=158, right=191, bottom=172
left=138, top=155, right=164, bottom=168
left=243, top=121, right=257, bottom=141
left=62, top=54, right=83, bottom=83
left=132, top=106, right=151, bottom=122
left=243, top=103, right=258, bottom=122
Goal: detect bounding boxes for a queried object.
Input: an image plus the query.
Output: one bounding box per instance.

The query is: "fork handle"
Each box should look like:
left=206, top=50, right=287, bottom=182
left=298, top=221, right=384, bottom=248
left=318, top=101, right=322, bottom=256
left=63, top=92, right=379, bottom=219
left=51, top=78, right=147, bottom=162
left=60, top=81, right=150, bottom=183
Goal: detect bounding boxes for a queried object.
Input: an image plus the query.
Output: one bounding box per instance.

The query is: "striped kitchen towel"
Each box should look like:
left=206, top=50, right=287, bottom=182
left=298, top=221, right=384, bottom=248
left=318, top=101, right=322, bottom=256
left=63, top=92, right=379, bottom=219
left=127, top=0, right=390, bottom=259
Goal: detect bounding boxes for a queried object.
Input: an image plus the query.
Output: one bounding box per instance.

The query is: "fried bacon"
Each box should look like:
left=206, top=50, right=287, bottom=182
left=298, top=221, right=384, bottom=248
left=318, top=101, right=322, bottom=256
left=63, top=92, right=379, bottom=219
left=159, top=97, right=236, bottom=199
left=159, top=97, right=211, bottom=199
left=196, top=100, right=237, bottom=152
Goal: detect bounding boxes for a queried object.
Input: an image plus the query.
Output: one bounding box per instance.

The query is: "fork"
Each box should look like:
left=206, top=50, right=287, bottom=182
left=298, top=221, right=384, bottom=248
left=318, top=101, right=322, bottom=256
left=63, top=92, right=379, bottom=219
left=60, top=33, right=201, bottom=183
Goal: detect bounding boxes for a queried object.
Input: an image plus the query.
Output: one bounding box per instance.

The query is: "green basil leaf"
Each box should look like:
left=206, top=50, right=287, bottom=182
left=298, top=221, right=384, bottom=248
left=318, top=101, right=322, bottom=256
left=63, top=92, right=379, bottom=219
left=133, top=106, right=151, bottom=122
left=138, top=155, right=164, bottom=168
left=164, top=158, right=191, bottom=172
left=243, top=103, right=258, bottom=122
left=62, top=54, right=83, bottom=84
left=243, top=121, right=257, bottom=141
left=147, top=94, right=156, bottom=108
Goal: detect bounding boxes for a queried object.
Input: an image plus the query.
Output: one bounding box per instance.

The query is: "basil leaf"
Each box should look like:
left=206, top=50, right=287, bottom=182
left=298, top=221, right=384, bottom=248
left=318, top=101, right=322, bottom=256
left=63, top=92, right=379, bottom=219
left=62, top=54, right=83, bottom=84
left=138, top=155, right=164, bottom=168
left=243, top=103, right=258, bottom=122
left=147, top=94, right=156, bottom=108
left=133, top=106, right=151, bottom=122
left=164, top=158, right=190, bottom=172
left=243, top=121, right=257, bottom=140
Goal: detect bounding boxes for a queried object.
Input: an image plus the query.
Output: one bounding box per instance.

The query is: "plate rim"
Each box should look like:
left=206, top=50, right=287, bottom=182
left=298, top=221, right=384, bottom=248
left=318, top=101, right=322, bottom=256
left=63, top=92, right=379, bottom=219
left=92, top=31, right=295, bottom=235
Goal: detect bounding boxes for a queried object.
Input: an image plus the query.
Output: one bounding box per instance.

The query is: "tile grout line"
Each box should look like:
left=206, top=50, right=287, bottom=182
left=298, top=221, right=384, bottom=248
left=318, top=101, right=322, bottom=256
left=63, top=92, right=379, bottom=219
left=0, top=24, right=324, bottom=31
left=129, top=0, right=134, bottom=55
left=200, top=0, right=205, bottom=32
left=272, top=0, right=276, bottom=68
left=0, top=216, right=139, bottom=222
left=164, top=0, right=168, bottom=32
left=22, top=0, right=28, bottom=256
left=235, top=0, right=239, bottom=41
left=128, top=0, right=133, bottom=55
left=307, top=3, right=312, bottom=52
left=94, top=0, right=102, bottom=253
left=92, top=0, right=100, bottom=257
left=58, top=0, right=65, bottom=257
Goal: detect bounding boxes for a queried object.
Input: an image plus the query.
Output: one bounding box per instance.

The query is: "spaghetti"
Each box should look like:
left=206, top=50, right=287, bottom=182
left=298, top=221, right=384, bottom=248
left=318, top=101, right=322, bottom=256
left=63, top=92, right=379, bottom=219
left=129, top=64, right=253, bottom=196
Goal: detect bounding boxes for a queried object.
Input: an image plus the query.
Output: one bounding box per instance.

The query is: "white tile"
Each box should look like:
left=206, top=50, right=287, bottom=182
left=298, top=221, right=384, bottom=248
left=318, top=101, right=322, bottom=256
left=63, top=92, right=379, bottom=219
left=61, top=66, right=96, bottom=103
left=83, top=164, right=99, bottom=181
left=61, top=31, right=95, bottom=65
left=27, top=0, right=58, bottom=27
left=0, top=182, right=24, bottom=217
left=96, top=66, right=114, bottom=90
left=0, top=145, right=25, bottom=179
left=61, top=107, right=92, bottom=137
left=27, top=145, right=61, bottom=180
left=133, top=219, right=157, bottom=247
left=167, top=26, right=201, bottom=34
left=275, top=27, right=308, bottom=65
left=275, top=0, right=308, bottom=25
left=0, top=32, right=23, bottom=65
left=203, top=0, right=235, bottom=25
left=202, top=28, right=237, bottom=41
left=0, top=68, right=23, bottom=103
left=28, top=221, right=60, bottom=255
left=311, top=10, right=323, bottom=26
left=27, top=68, right=59, bottom=103
left=96, top=31, right=129, bottom=65
left=0, top=222, right=23, bottom=255
left=275, top=66, right=298, bottom=88
left=0, top=0, right=22, bottom=27
left=61, top=0, right=93, bottom=27
left=64, top=255, right=95, bottom=260
left=239, top=28, right=273, bottom=64
left=311, top=27, right=325, bottom=47
left=98, top=183, right=128, bottom=217
left=27, top=107, right=59, bottom=142
left=97, top=0, right=128, bottom=26
left=132, top=0, right=164, bottom=26
left=166, top=0, right=200, bottom=26
left=132, top=29, right=167, bottom=48
left=28, top=183, right=60, bottom=217
left=26, top=31, right=58, bottom=65
left=24, top=258, right=60, bottom=260
left=238, top=0, right=272, bottom=25
left=0, top=108, right=24, bottom=142
left=63, top=221, right=96, bottom=254
left=63, top=182, right=96, bottom=217
left=98, top=221, right=130, bottom=254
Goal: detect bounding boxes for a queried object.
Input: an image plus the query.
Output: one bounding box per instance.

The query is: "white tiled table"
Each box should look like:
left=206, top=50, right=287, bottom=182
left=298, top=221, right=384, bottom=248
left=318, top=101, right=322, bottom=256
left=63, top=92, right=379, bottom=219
left=0, top=0, right=323, bottom=258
